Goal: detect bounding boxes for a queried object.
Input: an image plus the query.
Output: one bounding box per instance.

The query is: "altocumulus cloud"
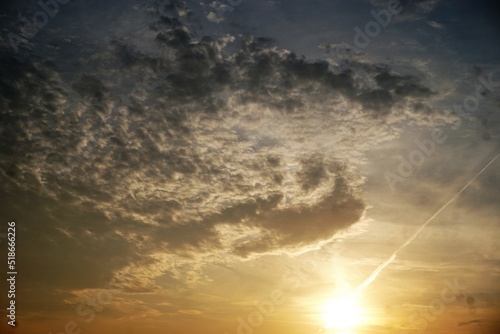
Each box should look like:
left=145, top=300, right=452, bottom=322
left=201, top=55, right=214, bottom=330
left=0, top=0, right=453, bottom=297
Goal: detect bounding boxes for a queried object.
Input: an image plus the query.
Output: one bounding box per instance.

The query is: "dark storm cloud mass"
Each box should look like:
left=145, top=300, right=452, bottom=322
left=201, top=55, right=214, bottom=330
left=0, top=0, right=449, bottom=295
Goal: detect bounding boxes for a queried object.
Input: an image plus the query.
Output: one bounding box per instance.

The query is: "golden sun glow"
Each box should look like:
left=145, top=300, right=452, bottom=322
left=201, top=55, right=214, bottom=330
left=321, top=295, right=364, bottom=332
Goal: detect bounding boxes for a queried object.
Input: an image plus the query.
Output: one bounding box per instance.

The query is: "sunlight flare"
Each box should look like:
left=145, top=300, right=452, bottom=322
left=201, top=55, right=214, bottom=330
left=321, top=294, right=364, bottom=331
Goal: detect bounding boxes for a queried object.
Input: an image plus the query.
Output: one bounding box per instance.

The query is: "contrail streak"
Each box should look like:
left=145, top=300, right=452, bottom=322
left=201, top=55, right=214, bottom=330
left=353, top=152, right=500, bottom=297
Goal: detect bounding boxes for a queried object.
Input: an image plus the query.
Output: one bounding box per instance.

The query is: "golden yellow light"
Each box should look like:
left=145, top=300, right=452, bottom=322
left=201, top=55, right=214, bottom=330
left=321, top=294, right=364, bottom=332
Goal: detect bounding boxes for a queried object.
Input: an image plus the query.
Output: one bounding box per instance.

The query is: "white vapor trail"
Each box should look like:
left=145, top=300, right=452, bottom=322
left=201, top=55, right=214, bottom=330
left=353, top=152, right=500, bottom=297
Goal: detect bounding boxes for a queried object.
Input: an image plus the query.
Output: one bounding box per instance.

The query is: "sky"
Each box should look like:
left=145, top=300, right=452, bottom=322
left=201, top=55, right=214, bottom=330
left=0, top=0, right=499, bottom=333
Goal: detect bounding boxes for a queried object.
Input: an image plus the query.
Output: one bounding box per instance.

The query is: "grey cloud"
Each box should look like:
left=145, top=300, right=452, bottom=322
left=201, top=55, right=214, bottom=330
left=72, top=74, right=108, bottom=101
left=234, top=176, right=365, bottom=256
left=297, top=154, right=328, bottom=192
left=412, top=101, right=434, bottom=114
left=0, top=0, right=448, bottom=298
left=374, top=71, right=432, bottom=97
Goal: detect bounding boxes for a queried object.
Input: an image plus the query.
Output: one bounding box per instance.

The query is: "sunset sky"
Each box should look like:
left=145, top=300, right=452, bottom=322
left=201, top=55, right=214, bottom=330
left=0, top=0, right=499, bottom=333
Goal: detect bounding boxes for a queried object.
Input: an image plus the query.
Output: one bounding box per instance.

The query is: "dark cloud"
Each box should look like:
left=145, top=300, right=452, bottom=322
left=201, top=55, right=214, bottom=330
left=412, top=102, right=434, bottom=114
left=234, top=176, right=365, bottom=256
left=375, top=71, right=432, bottom=97
left=72, top=74, right=108, bottom=101
left=0, top=0, right=446, bottom=305
left=297, top=154, right=328, bottom=191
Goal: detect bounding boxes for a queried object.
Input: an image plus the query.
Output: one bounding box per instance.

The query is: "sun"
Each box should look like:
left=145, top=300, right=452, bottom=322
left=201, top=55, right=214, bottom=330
left=321, top=294, right=364, bottom=332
